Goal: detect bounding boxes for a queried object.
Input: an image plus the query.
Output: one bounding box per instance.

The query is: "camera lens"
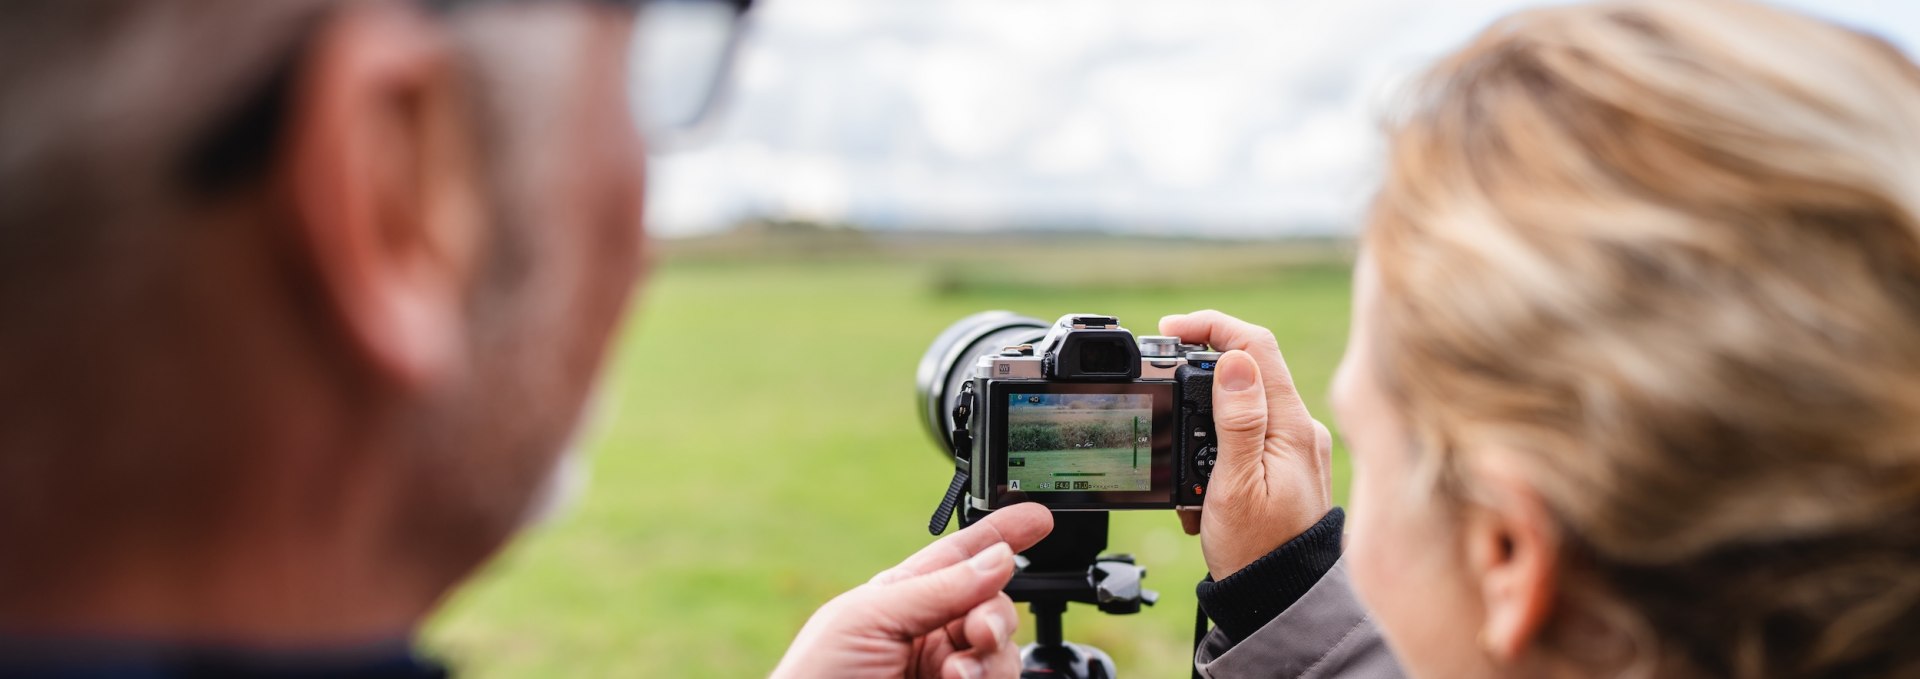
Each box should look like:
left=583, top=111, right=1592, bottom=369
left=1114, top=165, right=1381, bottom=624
left=916, top=312, right=1048, bottom=455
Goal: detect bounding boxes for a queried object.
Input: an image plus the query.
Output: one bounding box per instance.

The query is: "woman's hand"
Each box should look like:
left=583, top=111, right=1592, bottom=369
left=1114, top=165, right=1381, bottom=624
left=1162, top=310, right=1334, bottom=580
left=770, top=503, right=1054, bottom=679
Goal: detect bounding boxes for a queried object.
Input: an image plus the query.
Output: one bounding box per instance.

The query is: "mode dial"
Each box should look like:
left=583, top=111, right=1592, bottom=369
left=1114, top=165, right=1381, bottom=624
left=1138, top=335, right=1181, bottom=358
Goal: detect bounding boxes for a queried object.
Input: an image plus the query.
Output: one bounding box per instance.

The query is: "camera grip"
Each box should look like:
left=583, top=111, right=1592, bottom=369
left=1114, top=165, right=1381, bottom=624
left=1175, top=365, right=1218, bottom=507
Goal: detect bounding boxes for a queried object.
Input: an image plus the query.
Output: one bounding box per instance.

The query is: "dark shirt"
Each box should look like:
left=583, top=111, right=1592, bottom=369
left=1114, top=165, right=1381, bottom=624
left=1194, top=507, right=1346, bottom=645
left=0, top=639, right=447, bottom=679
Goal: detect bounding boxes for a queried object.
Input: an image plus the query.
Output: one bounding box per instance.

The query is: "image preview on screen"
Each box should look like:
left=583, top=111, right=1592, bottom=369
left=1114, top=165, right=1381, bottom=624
left=1005, top=392, right=1153, bottom=492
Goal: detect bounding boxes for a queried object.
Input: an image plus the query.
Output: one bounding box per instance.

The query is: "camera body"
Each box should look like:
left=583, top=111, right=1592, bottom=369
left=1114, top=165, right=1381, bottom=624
left=956, top=314, right=1219, bottom=511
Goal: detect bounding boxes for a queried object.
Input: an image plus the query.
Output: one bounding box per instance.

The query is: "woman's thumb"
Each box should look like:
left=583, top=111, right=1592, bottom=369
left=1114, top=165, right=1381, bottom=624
left=868, top=543, right=1017, bottom=636
left=1211, top=350, right=1268, bottom=489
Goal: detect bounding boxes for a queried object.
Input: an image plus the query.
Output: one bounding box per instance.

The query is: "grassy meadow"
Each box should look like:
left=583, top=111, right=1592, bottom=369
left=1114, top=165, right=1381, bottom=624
left=425, top=233, right=1357, bottom=678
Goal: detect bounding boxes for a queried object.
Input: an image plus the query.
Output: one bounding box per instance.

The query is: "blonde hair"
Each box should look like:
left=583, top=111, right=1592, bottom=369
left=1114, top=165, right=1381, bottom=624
left=1365, top=0, right=1920, bottom=676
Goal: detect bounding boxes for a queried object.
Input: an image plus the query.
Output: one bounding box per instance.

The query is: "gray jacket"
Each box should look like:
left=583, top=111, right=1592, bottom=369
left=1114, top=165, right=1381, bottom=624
left=1194, top=559, right=1405, bottom=679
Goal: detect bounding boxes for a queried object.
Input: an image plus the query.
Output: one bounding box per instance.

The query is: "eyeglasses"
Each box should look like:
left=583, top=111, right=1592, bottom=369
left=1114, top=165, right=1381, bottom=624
left=186, top=0, right=753, bottom=191
left=628, top=0, right=754, bottom=149
left=428, top=0, right=755, bottom=147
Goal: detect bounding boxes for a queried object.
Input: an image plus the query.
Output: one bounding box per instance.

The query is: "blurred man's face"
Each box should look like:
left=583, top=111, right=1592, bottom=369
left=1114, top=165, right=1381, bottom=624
left=0, top=0, right=657, bottom=631
left=401, top=3, right=649, bottom=565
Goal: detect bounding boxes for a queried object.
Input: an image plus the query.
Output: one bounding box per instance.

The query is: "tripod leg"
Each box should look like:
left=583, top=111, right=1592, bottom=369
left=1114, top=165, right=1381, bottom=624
left=1019, top=600, right=1117, bottom=679
left=1031, top=600, right=1065, bottom=647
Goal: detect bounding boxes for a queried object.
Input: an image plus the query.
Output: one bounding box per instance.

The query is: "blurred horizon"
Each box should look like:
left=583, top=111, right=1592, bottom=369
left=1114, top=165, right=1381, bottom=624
left=645, top=0, right=1920, bottom=239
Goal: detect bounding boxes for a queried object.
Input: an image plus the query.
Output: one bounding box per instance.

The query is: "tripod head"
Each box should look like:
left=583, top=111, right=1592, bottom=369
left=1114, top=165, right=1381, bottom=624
left=961, top=509, right=1157, bottom=679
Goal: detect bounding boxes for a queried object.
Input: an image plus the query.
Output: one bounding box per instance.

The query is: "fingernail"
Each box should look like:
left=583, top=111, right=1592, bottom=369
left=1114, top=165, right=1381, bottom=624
left=955, top=656, right=983, bottom=679
left=1219, top=351, right=1257, bottom=391
left=970, top=543, right=1011, bottom=573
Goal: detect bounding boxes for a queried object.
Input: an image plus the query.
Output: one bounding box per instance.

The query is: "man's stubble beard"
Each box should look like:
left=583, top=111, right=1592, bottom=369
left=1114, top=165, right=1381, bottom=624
left=519, top=384, right=607, bottom=528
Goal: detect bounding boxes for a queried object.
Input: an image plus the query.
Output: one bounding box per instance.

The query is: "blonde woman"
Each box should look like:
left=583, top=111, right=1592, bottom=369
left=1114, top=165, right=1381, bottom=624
left=1173, top=1, right=1920, bottom=677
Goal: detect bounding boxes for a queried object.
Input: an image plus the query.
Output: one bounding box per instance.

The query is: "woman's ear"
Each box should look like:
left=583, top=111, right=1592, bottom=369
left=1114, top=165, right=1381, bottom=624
left=1459, top=453, right=1561, bottom=662
left=277, top=2, right=483, bottom=392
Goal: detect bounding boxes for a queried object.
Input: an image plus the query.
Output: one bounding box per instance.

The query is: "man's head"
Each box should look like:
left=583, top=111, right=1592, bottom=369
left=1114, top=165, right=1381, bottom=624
left=0, top=0, right=649, bottom=640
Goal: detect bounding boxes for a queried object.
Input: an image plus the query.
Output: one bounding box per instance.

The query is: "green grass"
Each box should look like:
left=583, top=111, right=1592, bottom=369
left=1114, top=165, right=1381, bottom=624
left=425, top=243, right=1356, bottom=678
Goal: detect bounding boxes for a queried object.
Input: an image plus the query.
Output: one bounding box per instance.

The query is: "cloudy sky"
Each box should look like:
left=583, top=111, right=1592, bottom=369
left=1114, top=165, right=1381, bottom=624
left=644, top=0, right=1920, bottom=237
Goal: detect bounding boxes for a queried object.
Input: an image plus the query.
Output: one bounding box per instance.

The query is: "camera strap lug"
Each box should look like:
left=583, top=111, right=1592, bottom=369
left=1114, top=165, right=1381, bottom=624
left=928, top=382, right=976, bottom=535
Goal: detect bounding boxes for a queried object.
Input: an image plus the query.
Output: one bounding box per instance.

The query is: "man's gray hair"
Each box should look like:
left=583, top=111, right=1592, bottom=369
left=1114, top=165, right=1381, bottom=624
left=0, top=1, right=329, bottom=306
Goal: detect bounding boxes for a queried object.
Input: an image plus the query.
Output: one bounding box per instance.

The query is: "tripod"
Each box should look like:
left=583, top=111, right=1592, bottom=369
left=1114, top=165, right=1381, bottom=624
left=965, top=509, right=1157, bottom=679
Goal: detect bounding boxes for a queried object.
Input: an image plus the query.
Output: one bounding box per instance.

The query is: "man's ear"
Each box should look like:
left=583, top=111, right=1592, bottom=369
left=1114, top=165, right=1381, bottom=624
left=278, top=3, right=483, bottom=391
left=1460, top=453, right=1561, bottom=662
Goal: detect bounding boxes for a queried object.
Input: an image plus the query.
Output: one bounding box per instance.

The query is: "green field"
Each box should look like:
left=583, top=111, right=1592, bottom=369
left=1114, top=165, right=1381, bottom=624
left=424, top=237, right=1356, bottom=678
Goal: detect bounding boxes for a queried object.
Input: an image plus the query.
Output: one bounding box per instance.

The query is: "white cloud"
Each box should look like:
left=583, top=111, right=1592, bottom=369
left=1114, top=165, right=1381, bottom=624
left=1026, top=109, right=1115, bottom=176
left=644, top=0, right=1920, bottom=237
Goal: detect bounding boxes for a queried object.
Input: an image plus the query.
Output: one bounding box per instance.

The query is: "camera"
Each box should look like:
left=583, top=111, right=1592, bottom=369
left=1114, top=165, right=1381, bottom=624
left=918, top=313, right=1220, bottom=514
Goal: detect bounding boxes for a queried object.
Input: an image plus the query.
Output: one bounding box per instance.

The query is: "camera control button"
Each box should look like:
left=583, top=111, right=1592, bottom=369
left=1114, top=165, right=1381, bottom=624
left=1194, top=444, right=1218, bottom=480
left=1139, top=336, right=1181, bottom=357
